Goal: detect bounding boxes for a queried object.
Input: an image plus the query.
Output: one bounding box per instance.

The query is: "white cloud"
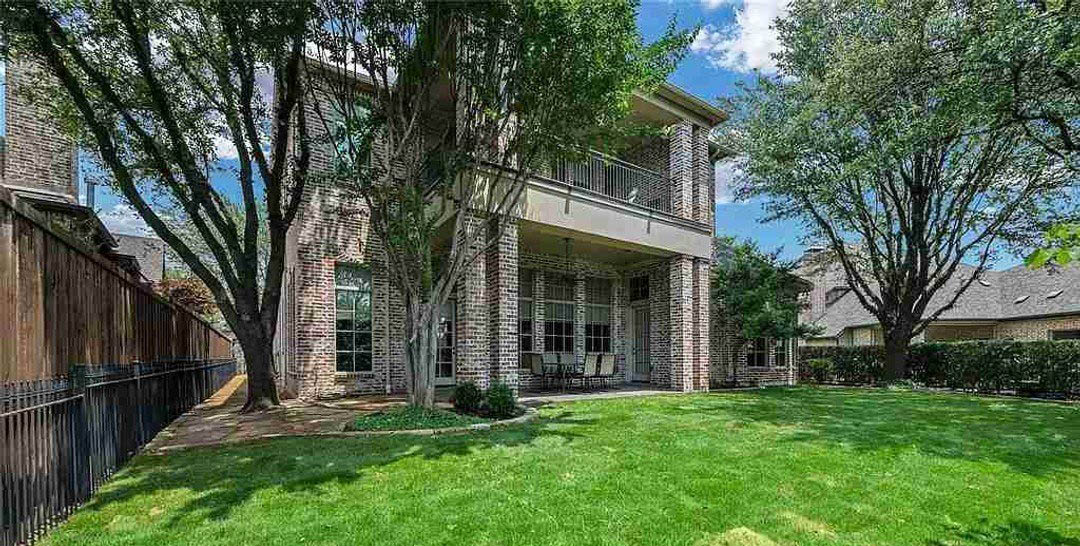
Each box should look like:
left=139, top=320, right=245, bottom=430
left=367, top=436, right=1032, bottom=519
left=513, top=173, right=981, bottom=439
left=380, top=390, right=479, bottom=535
left=213, top=135, right=240, bottom=160
left=692, top=0, right=790, bottom=74
left=99, top=202, right=153, bottom=236
left=714, top=159, right=743, bottom=204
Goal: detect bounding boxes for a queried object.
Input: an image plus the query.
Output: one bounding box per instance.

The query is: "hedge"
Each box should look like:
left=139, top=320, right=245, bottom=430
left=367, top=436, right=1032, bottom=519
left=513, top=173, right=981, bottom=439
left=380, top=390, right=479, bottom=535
left=799, top=340, right=1080, bottom=398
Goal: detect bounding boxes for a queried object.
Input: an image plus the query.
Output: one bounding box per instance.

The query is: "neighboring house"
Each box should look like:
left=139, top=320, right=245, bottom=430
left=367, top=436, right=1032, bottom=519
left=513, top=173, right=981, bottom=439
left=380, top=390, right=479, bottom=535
left=113, top=234, right=166, bottom=283
left=798, top=249, right=1080, bottom=345
left=1, top=58, right=154, bottom=283
left=709, top=238, right=810, bottom=387
left=274, top=64, right=725, bottom=398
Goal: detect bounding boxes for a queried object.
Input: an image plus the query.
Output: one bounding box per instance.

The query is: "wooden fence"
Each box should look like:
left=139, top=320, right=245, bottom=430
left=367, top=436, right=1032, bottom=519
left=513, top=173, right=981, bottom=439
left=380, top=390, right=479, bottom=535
left=1, top=358, right=237, bottom=546
left=0, top=186, right=233, bottom=380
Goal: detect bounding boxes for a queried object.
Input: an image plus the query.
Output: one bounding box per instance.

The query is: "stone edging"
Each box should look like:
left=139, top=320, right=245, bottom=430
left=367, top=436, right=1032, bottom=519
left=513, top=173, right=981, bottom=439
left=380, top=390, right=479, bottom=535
left=150, top=406, right=538, bottom=454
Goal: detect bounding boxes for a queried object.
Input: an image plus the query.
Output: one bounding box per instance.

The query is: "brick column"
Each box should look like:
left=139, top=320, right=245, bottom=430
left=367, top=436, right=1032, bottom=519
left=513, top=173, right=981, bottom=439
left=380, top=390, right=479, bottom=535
left=669, top=121, right=694, bottom=221
left=692, top=126, right=713, bottom=226
left=486, top=219, right=519, bottom=390
left=455, top=213, right=489, bottom=388
left=612, top=275, right=626, bottom=382
left=669, top=255, right=695, bottom=392
left=693, top=258, right=711, bottom=391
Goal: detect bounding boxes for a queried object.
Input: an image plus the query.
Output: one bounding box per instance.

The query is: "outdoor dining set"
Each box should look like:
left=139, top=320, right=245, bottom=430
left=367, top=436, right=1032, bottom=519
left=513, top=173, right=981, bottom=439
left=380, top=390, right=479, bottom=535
left=523, top=352, right=617, bottom=391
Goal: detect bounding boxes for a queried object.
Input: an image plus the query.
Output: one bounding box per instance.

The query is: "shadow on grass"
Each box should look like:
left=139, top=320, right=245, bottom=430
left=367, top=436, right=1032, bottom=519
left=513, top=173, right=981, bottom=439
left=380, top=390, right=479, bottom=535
left=80, top=410, right=595, bottom=527
left=929, top=519, right=1080, bottom=546
left=675, top=387, right=1080, bottom=477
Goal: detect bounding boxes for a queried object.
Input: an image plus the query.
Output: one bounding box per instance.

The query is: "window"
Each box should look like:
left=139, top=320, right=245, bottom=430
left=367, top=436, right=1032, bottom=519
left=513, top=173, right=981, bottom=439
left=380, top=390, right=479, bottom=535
left=519, top=270, right=535, bottom=352
left=585, top=278, right=612, bottom=353
left=748, top=338, right=769, bottom=368
left=335, top=264, right=372, bottom=372
left=629, top=275, right=649, bottom=302
left=1051, top=329, right=1080, bottom=340
left=544, top=275, right=576, bottom=353
left=774, top=339, right=789, bottom=367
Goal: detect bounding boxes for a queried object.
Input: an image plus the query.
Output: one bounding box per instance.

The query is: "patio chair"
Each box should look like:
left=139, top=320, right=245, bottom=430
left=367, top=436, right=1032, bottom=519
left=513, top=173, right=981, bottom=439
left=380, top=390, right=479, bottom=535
left=542, top=352, right=559, bottom=390
left=582, top=353, right=599, bottom=391
left=527, top=353, right=546, bottom=390
left=598, top=353, right=615, bottom=389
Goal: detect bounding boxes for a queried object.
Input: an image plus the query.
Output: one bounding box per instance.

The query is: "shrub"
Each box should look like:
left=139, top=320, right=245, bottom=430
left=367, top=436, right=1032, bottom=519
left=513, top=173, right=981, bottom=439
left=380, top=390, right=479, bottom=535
left=807, top=358, right=833, bottom=382
left=799, top=340, right=1080, bottom=398
left=452, top=381, right=483, bottom=415
left=484, top=382, right=517, bottom=419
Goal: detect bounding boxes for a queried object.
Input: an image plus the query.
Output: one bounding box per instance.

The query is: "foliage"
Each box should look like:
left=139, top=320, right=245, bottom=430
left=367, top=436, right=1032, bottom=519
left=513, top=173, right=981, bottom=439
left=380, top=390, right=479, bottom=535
left=721, top=0, right=1076, bottom=380
left=806, top=358, right=833, bottom=383
left=711, top=237, right=819, bottom=345
left=40, top=390, right=1080, bottom=546
left=1027, top=223, right=1080, bottom=267
left=483, top=382, right=517, bottom=419
left=1, top=0, right=317, bottom=411
left=310, top=0, right=690, bottom=406
left=346, top=405, right=489, bottom=432
left=451, top=381, right=483, bottom=415
left=799, top=341, right=1080, bottom=397
left=154, top=275, right=220, bottom=322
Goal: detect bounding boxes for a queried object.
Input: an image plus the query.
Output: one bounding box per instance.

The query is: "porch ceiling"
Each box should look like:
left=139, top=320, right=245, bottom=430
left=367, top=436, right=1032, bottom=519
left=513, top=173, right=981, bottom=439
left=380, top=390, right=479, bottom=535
left=519, top=220, right=671, bottom=267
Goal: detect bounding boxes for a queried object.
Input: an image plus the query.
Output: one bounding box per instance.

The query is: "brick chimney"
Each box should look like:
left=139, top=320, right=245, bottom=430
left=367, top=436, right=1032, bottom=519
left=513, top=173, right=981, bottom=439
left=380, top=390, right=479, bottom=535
left=1, top=58, right=79, bottom=204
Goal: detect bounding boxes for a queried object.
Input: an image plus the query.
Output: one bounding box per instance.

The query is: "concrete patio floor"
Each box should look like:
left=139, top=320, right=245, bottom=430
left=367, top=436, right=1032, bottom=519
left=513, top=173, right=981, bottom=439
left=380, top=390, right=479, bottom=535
left=146, top=375, right=676, bottom=452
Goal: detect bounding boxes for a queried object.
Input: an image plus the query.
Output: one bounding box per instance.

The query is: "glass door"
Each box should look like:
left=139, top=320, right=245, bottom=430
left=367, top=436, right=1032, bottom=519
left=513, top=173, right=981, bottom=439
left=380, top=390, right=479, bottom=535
left=435, top=302, right=455, bottom=386
left=631, top=306, right=650, bottom=382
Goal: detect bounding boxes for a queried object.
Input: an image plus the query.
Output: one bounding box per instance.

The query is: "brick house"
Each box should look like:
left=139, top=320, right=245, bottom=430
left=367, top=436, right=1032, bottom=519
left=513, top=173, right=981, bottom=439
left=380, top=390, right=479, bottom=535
left=798, top=248, right=1080, bottom=346
left=273, top=68, right=727, bottom=399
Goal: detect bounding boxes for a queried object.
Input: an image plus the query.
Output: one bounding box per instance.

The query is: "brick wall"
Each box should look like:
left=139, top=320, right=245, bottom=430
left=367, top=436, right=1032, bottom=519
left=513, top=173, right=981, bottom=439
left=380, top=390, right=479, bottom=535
left=2, top=59, right=78, bottom=203
left=995, top=316, right=1080, bottom=340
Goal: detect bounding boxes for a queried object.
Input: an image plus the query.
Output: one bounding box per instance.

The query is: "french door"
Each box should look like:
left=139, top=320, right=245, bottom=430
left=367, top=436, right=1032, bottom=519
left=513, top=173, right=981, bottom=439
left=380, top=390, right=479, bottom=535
left=631, top=306, right=650, bottom=382
left=435, top=302, right=455, bottom=386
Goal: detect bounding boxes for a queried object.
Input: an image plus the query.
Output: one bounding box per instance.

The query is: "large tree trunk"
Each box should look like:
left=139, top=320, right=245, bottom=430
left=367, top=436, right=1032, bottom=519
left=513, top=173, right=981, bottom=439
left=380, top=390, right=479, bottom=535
left=236, top=322, right=280, bottom=413
left=882, top=324, right=913, bottom=382
left=404, top=309, right=439, bottom=408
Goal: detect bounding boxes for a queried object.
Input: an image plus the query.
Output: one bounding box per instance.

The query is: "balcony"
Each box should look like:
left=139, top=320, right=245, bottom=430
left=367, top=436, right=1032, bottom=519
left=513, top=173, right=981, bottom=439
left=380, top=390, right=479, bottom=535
left=543, top=151, right=672, bottom=215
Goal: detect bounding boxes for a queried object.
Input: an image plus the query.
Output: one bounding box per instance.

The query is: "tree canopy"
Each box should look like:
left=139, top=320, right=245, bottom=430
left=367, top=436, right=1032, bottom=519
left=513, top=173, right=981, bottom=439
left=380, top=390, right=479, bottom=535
left=722, top=0, right=1075, bottom=378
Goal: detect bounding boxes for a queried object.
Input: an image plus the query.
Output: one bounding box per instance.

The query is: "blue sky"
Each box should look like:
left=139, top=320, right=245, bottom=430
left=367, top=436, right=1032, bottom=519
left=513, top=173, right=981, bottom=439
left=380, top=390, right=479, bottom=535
left=70, top=0, right=809, bottom=257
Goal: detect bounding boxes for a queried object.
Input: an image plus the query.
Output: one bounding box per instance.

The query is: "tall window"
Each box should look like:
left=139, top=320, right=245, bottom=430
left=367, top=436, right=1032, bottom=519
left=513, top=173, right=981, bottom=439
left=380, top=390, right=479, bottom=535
left=629, top=275, right=649, bottom=302
left=774, top=338, right=789, bottom=367
left=585, top=278, right=612, bottom=353
left=519, top=269, right=535, bottom=352
left=335, top=264, right=372, bottom=372
left=748, top=338, right=769, bottom=368
left=544, top=274, right=575, bottom=353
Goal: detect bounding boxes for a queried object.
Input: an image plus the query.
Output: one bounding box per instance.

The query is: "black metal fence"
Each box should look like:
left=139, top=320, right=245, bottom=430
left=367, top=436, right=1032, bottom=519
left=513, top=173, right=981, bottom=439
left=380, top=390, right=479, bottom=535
left=0, top=359, right=236, bottom=546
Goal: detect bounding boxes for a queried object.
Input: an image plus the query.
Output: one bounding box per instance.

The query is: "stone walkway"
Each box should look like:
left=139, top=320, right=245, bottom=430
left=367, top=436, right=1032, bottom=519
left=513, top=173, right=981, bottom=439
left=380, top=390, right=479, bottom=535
left=146, top=376, right=680, bottom=453
left=146, top=375, right=414, bottom=452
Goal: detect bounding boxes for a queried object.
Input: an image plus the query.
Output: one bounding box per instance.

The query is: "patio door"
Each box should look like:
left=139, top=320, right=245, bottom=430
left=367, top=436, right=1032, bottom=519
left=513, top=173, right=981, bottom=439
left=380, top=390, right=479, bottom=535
left=435, top=302, right=455, bottom=386
left=630, top=306, right=650, bottom=382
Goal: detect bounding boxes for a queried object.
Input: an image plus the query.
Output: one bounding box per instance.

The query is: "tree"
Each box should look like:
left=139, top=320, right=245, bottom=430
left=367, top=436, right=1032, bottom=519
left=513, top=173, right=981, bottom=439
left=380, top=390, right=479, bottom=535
left=711, top=237, right=818, bottom=375
left=1, top=1, right=316, bottom=411
left=723, top=0, right=1075, bottom=379
left=155, top=274, right=221, bottom=323
left=309, top=0, right=690, bottom=406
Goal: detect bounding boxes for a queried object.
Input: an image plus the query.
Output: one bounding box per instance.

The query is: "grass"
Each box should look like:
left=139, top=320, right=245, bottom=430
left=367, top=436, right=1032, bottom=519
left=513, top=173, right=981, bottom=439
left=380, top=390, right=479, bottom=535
left=42, top=387, right=1080, bottom=546
left=347, top=405, right=490, bottom=431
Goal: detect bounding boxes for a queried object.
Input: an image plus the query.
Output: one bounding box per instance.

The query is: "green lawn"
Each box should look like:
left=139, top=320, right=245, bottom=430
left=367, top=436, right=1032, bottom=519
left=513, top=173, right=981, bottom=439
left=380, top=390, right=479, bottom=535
left=43, top=387, right=1080, bottom=546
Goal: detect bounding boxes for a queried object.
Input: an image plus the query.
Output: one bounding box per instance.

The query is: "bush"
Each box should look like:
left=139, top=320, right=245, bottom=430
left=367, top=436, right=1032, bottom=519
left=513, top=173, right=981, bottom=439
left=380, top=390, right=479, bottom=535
left=806, top=358, right=833, bottom=382
left=484, top=382, right=517, bottom=419
left=452, top=381, right=483, bottom=414
left=799, top=340, right=1080, bottom=398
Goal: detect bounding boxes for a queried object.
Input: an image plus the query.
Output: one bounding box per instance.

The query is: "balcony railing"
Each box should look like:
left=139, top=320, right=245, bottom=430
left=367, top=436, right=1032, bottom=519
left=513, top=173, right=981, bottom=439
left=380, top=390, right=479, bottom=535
left=545, top=152, right=672, bottom=215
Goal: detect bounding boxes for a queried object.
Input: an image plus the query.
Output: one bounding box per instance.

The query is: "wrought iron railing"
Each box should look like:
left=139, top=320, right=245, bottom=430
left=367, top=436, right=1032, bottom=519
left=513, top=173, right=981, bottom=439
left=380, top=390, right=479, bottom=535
left=546, top=152, right=672, bottom=214
left=0, top=359, right=237, bottom=546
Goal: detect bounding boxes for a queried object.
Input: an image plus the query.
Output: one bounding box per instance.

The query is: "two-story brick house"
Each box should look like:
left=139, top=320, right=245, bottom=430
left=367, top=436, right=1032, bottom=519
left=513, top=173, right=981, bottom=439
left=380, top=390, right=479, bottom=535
left=273, top=66, right=726, bottom=399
